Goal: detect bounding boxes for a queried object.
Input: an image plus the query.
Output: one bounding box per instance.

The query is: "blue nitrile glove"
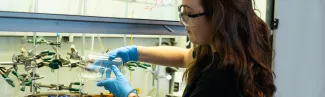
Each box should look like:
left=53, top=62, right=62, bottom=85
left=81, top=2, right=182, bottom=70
left=108, top=45, right=138, bottom=63
left=97, top=65, right=136, bottom=97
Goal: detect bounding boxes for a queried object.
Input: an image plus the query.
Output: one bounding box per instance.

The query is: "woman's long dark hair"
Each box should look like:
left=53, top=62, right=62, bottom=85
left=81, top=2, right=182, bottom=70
left=183, top=0, right=276, bottom=97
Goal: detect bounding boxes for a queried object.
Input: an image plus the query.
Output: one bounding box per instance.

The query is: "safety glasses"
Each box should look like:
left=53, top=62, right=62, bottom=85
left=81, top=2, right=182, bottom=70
left=178, top=5, right=207, bottom=26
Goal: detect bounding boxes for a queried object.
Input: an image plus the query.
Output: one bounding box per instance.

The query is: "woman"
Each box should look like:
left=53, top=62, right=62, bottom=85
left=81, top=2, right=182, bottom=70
left=96, top=0, right=276, bottom=97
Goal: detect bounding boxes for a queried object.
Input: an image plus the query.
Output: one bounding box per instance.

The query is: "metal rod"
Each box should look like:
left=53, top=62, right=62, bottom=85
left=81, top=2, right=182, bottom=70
left=81, top=0, right=87, bottom=56
left=32, top=32, right=36, bottom=94
left=91, top=35, right=95, bottom=52
left=124, top=35, right=127, bottom=46
left=82, top=33, right=86, bottom=56
left=0, top=62, right=15, bottom=65
left=31, top=0, right=38, bottom=94
left=97, top=35, right=105, bottom=53
left=56, top=33, right=60, bottom=97
left=156, top=36, right=163, bottom=97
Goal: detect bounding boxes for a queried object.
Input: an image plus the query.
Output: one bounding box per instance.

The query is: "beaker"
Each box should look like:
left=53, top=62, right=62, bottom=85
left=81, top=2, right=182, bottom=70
left=81, top=64, right=109, bottom=81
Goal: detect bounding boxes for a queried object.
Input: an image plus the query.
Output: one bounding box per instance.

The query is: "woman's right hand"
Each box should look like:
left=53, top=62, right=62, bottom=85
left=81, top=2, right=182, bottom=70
left=108, top=45, right=139, bottom=63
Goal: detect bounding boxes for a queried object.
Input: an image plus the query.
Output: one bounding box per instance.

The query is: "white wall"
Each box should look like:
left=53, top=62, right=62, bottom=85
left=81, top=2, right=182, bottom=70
left=274, top=0, right=325, bottom=97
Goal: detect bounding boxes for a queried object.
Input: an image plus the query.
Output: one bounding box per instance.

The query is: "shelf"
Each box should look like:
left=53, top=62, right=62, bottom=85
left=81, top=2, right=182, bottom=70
left=0, top=11, right=186, bottom=35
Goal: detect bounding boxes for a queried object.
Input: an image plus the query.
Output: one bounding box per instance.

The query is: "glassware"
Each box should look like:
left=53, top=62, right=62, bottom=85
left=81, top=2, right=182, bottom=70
left=79, top=52, right=123, bottom=81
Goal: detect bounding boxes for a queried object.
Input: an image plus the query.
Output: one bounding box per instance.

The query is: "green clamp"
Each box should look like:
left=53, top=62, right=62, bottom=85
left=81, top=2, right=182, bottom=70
left=127, top=63, right=137, bottom=67
left=142, top=63, right=151, bottom=67
left=20, top=87, right=25, bottom=91
left=41, top=50, right=50, bottom=54
left=1, top=74, right=7, bottom=78
left=126, top=63, right=137, bottom=71
left=137, top=64, right=147, bottom=69
left=68, top=82, right=83, bottom=92
left=69, top=88, right=80, bottom=92
left=2, top=74, right=15, bottom=87
left=36, top=38, right=47, bottom=44
left=27, top=40, right=33, bottom=43
left=42, top=58, right=52, bottom=61
left=25, top=81, right=32, bottom=86
left=127, top=67, right=135, bottom=71
left=6, top=79, right=15, bottom=87
left=49, top=59, right=62, bottom=70
left=41, top=50, right=56, bottom=55
left=128, top=61, right=139, bottom=64
left=126, top=61, right=152, bottom=71
left=72, top=82, right=83, bottom=86
left=12, top=71, right=23, bottom=81
left=47, top=52, right=56, bottom=55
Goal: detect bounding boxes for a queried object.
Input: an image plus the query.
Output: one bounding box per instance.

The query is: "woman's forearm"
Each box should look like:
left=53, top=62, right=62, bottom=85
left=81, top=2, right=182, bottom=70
left=137, top=46, right=192, bottom=68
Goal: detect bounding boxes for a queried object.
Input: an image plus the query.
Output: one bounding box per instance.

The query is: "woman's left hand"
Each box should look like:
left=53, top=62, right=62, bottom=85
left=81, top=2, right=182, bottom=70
left=97, top=65, right=136, bottom=97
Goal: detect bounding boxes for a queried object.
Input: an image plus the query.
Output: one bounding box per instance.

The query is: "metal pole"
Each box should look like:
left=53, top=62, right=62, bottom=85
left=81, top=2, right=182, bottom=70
left=123, top=35, right=127, bottom=46
left=32, top=32, right=36, bottom=94
left=156, top=36, right=162, bottom=97
left=82, top=0, right=87, bottom=56
left=91, top=35, right=95, bottom=52
left=82, top=33, right=86, bottom=56
left=77, top=0, right=86, bottom=95
left=56, top=33, right=60, bottom=96
left=31, top=0, right=38, bottom=94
